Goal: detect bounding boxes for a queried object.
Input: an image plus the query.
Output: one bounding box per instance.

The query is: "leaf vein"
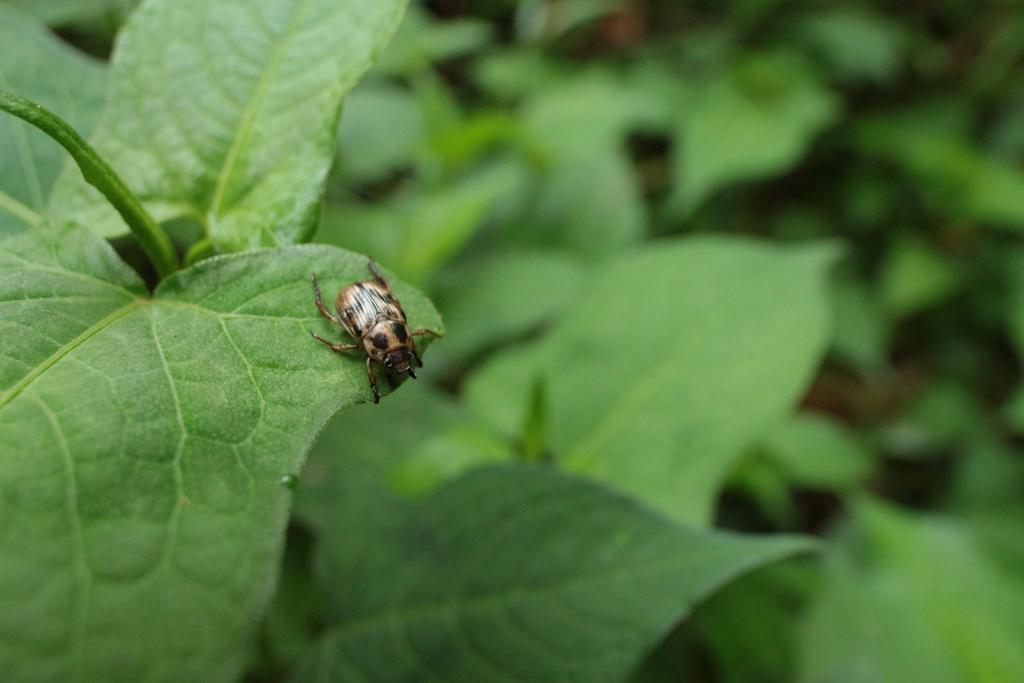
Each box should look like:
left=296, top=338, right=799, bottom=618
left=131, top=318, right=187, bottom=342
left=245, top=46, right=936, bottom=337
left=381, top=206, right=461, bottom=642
left=207, top=0, right=316, bottom=217
left=149, top=309, right=188, bottom=584
left=0, top=300, right=145, bottom=411
left=29, top=391, right=91, bottom=683
left=0, top=253, right=141, bottom=299
left=330, top=546, right=756, bottom=643
left=219, top=318, right=266, bottom=429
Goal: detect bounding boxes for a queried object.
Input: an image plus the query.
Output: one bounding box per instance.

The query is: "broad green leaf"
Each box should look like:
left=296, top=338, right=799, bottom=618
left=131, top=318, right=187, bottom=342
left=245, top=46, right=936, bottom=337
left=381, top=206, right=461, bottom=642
left=2, top=0, right=137, bottom=26
left=294, top=380, right=512, bottom=504
left=432, top=249, right=585, bottom=362
left=335, top=83, right=426, bottom=180
left=388, top=422, right=514, bottom=497
left=371, top=4, right=491, bottom=78
left=0, top=221, right=441, bottom=682
left=468, top=237, right=838, bottom=525
left=294, top=454, right=815, bottom=682
left=465, top=339, right=546, bottom=439
left=474, top=48, right=568, bottom=102
left=519, top=72, right=665, bottom=254
left=259, top=526, right=318, bottom=676
left=318, top=160, right=525, bottom=286
left=291, top=380, right=467, bottom=531
left=799, top=533, right=961, bottom=683
left=666, top=54, right=837, bottom=218
left=946, top=442, right=1024, bottom=570
left=49, top=0, right=408, bottom=252
left=395, top=162, right=525, bottom=286
left=0, top=4, right=106, bottom=235
left=799, top=502, right=1024, bottom=683
left=693, top=561, right=817, bottom=683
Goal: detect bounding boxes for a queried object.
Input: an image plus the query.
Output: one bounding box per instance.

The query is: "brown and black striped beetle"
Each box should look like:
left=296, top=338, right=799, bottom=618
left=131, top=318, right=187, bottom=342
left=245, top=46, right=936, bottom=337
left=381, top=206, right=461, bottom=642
left=310, top=259, right=440, bottom=404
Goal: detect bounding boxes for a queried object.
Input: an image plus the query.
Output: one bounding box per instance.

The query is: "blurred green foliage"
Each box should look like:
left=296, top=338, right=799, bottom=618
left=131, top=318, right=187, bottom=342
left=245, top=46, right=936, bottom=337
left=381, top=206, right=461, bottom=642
left=305, top=0, right=1024, bottom=679
left=5, top=0, right=1024, bottom=681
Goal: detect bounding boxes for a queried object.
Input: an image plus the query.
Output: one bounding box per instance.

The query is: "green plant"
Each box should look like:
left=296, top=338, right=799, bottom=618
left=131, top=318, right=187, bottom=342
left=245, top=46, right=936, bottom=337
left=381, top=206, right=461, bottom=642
left=5, top=0, right=1024, bottom=682
left=0, top=1, right=438, bottom=680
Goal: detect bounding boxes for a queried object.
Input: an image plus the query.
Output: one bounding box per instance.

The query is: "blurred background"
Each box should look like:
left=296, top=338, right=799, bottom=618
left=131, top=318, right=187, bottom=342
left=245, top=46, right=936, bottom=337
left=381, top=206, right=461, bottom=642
left=7, top=0, right=1024, bottom=680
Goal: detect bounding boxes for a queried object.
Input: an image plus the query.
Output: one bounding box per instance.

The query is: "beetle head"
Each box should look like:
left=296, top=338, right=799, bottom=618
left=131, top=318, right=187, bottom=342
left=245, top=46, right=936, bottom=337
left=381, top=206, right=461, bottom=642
left=383, top=348, right=416, bottom=377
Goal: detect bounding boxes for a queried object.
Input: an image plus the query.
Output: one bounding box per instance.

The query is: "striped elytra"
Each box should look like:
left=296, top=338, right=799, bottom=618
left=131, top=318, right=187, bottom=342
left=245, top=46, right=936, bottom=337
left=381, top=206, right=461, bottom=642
left=310, top=259, right=440, bottom=404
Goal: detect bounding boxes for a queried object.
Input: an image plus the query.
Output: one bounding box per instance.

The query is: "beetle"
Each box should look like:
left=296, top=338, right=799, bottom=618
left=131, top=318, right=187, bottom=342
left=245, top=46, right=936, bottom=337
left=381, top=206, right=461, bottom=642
left=310, top=259, right=440, bottom=404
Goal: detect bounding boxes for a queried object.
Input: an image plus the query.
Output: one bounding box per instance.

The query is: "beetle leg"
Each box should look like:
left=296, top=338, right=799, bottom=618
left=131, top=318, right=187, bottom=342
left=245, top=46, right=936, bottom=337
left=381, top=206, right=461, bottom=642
left=366, top=356, right=380, bottom=404
left=409, top=328, right=442, bottom=338
left=310, top=331, right=359, bottom=351
left=386, top=371, right=397, bottom=388
left=367, top=258, right=393, bottom=293
left=311, top=274, right=345, bottom=326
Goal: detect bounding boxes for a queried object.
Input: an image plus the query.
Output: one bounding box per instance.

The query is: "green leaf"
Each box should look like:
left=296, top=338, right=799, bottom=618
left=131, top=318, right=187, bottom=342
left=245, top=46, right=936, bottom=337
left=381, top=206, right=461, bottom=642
left=0, top=4, right=106, bottom=235
left=901, top=379, right=988, bottom=451
left=335, top=83, right=426, bottom=180
left=760, top=413, right=874, bottom=491
left=791, top=9, right=906, bottom=85
left=520, top=72, right=665, bottom=254
left=800, top=534, right=961, bottom=683
left=467, top=237, right=838, bottom=525
left=0, top=221, right=441, bottom=682
left=371, top=4, right=491, bottom=78
left=858, top=105, right=1024, bottom=231
left=473, top=48, right=567, bottom=102
left=432, top=249, right=585, bottom=362
left=49, top=0, right=408, bottom=252
left=291, top=380, right=468, bottom=530
left=388, top=422, right=514, bottom=497
left=319, top=160, right=525, bottom=286
left=2, top=0, right=137, bottom=26
left=465, top=339, right=547, bottom=439
left=799, top=502, right=1024, bottom=683
left=666, top=54, right=837, bottom=218
left=259, top=526, right=318, bottom=676
left=694, top=561, right=816, bottom=683
left=829, top=265, right=889, bottom=372
left=0, top=91, right=179, bottom=278
left=879, top=234, right=960, bottom=318
left=516, top=0, right=626, bottom=40
left=946, top=442, right=1024, bottom=570
left=294, top=458, right=815, bottom=683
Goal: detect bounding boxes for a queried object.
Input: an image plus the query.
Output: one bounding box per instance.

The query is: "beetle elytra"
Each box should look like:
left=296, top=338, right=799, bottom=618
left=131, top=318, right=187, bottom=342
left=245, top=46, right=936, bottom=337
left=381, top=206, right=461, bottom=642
left=310, top=259, right=439, bottom=403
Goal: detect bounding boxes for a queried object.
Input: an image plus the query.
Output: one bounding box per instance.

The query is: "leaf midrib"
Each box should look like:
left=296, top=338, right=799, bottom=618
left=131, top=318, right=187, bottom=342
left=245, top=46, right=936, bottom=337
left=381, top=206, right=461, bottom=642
left=206, top=0, right=314, bottom=218
left=323, top=542, right=806, bottom=646
left=0, top=290, right=335, bottom=414
left=559, top=345, right=693, bottom=468
left=29, top=391, right=90, bottom=683
left=0, top=298, right=147, bottom=411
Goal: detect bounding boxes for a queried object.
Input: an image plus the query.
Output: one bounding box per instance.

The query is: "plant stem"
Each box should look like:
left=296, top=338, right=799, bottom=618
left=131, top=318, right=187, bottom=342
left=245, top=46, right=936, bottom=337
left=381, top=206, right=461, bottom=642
left=0, top=91, right=178, bottom=278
